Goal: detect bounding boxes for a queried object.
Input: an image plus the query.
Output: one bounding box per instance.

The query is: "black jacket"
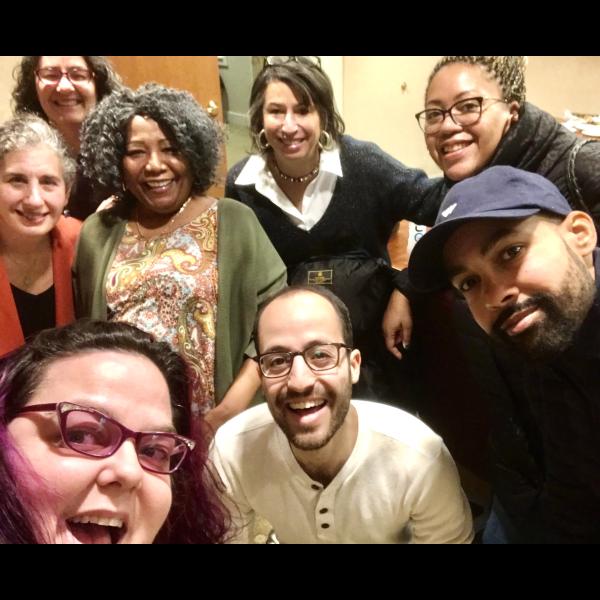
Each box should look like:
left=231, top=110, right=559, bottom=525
left=482, top=102, right=600, bottom=228
left=489, top=250, right=600, bottom=543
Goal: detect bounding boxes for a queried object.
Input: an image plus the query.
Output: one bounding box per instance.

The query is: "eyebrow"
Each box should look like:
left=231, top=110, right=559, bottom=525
left=262, top=339, right=332, bottom=353
left=446, top=226, right=515, bottom=281
left=70, top=400, right=177, bottom=433
left=426, top=90, right=481, bottom=107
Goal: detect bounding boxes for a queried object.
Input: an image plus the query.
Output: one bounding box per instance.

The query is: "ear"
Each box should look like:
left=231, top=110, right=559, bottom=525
left=502, top=101, right=520, bottom=135
left=349, top=348, right=361, bottom=385
left=561, top=210, right=597, bottom=261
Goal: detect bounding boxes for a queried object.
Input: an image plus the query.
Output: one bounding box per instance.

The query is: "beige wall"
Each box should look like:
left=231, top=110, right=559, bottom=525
left=526, top=56, right=600, bottom=116
left=0, top=56, right=21, bottom=121
left=342, top=56, right=442, bottom=176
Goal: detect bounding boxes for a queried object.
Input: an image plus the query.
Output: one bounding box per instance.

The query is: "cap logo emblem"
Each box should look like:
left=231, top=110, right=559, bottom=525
left=441, top=203, right=457, bottom=218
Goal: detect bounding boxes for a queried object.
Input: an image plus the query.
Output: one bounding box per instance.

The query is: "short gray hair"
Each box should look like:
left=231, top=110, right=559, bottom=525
left=0, top=114, right=77, bottom=188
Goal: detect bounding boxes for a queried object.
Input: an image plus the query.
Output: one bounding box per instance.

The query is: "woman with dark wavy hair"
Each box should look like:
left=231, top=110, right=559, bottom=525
left=226, top=56, right=447, bottom=408
left=74, top=83, right=287, bottom=434
left=11, top=56, right=123, bottom=219
left=0, top=319, right=230, bottom=544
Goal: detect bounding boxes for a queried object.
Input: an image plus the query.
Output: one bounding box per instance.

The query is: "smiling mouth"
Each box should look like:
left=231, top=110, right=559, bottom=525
left=144, top=180, right=174, bottom=193
left=66, top=515, right=127, bottom=544
left=16, top=211, right=48, bottom=222
left=499, top=305, right=539, bottom=336
left=287, top=398, right=326, bottom=416
left=441, top=141, right=472, bottom=155
left=53, top=98, right=81, bottom=107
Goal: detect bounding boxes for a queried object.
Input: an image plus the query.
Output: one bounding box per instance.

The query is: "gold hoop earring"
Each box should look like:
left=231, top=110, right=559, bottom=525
left=255, top=129, right=270, bottom=151
left=318, top=130, right=333, bottom=151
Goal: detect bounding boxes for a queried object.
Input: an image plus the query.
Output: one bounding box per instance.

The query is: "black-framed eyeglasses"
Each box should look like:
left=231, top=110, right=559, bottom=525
left=254, top=342, right=351, bottom=378
left=263, top=56, right=321, bottom=69
left=15, top=402, right=195, bottom=475
left=35, top=67, right=94, bottom=86
left=415, top=96, right=507, bottom=133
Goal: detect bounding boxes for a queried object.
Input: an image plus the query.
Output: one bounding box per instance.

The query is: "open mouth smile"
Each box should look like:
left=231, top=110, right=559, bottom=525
left=66, top=514, right=127, bottom=544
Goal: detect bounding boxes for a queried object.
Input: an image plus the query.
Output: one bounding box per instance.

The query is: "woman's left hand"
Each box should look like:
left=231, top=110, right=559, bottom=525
left=382, top=289, right=413, bottom=360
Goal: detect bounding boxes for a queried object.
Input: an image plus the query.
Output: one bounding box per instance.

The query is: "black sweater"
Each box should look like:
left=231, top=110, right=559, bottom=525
left=226, top=135, right=446, bottom=273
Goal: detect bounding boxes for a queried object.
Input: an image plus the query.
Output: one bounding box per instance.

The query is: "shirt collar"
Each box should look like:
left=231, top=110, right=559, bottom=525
left=235, top=146, right=343, bottom=186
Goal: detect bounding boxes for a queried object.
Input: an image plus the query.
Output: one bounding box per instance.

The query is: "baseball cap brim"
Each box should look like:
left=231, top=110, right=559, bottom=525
left=408, top=207, right=543, bottom=292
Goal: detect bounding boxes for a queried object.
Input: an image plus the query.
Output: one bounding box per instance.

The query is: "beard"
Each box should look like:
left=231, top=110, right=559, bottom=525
left=491, top=252, right=596, bottom=360
left=271, top=378, right=353, bottom=452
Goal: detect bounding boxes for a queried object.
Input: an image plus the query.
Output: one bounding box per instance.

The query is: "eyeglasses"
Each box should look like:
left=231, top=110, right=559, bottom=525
left=35, top=67, right=94, bottom=86
left=15, top=402, right=195, bottom=474
left=263, top=56, right=321, bottom=69
left=415, top=96, right=507, bottom=133
left=254, top=342, right=351, bottom=378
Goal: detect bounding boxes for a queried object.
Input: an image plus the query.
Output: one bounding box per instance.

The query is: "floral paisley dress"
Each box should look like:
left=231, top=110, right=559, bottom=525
left=106, top=204, right=218, bottom=419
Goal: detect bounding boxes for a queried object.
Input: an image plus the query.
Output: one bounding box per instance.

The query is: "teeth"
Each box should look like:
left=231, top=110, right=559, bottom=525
left=443, top=142, right=470, bottom=154
left=289, top=399, right=325, bottom=410
left=70, top=515, right=124, bottom=528
left=55, top=99, right=80, bottom=106
left=145, top=180, right=172, bottom=189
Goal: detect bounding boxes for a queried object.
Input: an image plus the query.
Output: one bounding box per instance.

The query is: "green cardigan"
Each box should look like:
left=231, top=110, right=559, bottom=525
left=73, top=197, right=287, bottom=404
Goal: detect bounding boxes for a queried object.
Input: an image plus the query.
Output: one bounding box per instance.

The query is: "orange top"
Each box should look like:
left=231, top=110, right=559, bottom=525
left=0, top=216, right=82, bottom=357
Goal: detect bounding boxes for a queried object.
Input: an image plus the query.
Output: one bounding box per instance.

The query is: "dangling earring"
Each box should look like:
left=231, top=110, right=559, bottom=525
left=318, top=130, right=333, bottom=151
left=255, top=129, right=270, bottom=151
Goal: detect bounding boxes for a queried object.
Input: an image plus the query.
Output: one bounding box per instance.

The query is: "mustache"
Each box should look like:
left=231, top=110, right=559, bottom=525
left=492, top=294, right=550, bottom=337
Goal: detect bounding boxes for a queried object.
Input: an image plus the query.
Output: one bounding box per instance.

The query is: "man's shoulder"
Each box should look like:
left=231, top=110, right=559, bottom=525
left=214, top=403, right=276, bottom=447
left=354, top=400, right=443, bottom=459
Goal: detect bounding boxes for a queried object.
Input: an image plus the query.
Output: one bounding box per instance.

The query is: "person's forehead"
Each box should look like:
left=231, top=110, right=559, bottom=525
left=261, top=292, right=343, bottom=335
left=428, top=63, right=501, bottom=100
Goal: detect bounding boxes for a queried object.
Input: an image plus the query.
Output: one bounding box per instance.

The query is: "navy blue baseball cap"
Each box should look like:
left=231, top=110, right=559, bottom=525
left=408, top=166, right=573, bottom=292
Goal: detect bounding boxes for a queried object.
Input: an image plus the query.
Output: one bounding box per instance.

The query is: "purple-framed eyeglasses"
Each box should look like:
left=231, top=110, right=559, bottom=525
left=15, top=402, right=195, bottom=475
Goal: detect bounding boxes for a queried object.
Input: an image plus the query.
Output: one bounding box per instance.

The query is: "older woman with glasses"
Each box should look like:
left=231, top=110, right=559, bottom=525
left=74, top=83, right=287, bottom=434
left=0, top=114, right=81, bottom=358
left=0, top=319, right=230, bottom=544
left=12, top=56, right=123, bottom=219
left=226, top=55, right=447, bottom=410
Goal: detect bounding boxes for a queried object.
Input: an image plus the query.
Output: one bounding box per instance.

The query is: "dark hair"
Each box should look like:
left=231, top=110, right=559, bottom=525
left=248, top=61, right=345, bottom=153
left=0, top=319, right=230, bottom=544
left=427, top=56, right=527, bottom=105
left=253, top=285, right=354, bottom=351
left=11, top=56, right=123, bottom=119
left=79, top=83, right=224, bottom=218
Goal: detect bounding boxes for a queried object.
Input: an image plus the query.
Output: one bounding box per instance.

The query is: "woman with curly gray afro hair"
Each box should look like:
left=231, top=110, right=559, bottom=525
left=74, top=82, right=287, bottom=435
left=11, top=56, right=123, bottom=220
left=79, top=83, right=223, bottom=213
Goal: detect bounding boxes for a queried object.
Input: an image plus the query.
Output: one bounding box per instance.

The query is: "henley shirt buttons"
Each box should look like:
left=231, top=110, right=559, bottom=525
left=319, top=508, right=328, bottom=514
left=311, top=484, right=321, bottom=491
left=321, top=523, right=330, bottom=529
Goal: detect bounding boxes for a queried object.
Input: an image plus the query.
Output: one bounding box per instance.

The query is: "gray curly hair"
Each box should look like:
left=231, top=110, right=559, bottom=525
left=427, top=56, right=527, bottom=105
left=0, top=113, right=77, bottom=188
left=79, top=83, right=224, bottom=212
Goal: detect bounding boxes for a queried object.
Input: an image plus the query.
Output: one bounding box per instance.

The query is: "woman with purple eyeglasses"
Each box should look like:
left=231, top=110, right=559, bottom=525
left=0, top=319, right=230, bottom=544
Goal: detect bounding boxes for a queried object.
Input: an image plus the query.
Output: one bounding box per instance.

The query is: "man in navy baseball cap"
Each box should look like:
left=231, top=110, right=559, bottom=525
left=408, top=165, right=600, bottom=544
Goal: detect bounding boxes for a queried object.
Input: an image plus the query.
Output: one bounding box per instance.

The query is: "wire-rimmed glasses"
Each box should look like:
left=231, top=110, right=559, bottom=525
left=415, top=96, right=507, bottom=134
left=35, top=67, right=94, bottom=86
left=263, top=56, right=322, bottom=69
left=254, top=342, right=351, bottom=378
left=15, top=402, right=195, bottom=474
